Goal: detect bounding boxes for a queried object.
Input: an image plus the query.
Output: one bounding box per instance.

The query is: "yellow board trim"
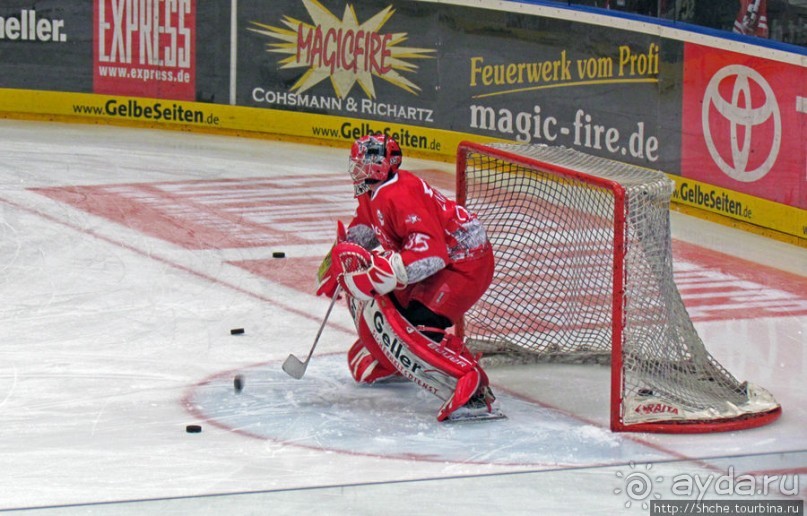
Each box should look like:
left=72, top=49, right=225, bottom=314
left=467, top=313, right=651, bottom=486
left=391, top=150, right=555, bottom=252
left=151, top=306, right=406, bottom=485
left=668, top=175, right=806, bottom=246
left=1, top=88, right=804, bottom=246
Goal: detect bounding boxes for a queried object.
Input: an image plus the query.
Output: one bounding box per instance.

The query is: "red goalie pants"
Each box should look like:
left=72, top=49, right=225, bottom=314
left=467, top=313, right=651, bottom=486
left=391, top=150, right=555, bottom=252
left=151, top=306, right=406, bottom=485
left=393, top=244, right=494, bottom=325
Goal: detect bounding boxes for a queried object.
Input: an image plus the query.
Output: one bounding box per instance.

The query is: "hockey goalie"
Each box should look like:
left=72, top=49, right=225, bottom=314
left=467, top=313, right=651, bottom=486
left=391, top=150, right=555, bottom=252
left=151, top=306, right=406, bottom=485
left=316, top=133, right=502, bottom=422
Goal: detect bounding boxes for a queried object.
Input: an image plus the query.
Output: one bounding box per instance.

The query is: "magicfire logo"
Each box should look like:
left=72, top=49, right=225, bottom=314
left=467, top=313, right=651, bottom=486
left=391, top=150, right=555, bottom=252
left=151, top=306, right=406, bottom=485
left=247, top=1, right=434, bottom=99
left=701, top=64, right=781, bottom=183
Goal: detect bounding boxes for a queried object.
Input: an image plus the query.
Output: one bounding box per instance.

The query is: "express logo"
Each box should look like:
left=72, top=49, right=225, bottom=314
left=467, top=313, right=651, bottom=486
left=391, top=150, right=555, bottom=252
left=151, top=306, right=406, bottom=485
left=248, top=2, right=434, bottom=99
left=701, top=64, right=781, bottom=183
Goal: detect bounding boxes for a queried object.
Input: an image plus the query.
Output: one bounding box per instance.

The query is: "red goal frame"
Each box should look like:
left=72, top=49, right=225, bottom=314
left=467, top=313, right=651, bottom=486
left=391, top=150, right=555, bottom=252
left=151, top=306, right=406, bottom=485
left=456, top=141, right=781, bottom=433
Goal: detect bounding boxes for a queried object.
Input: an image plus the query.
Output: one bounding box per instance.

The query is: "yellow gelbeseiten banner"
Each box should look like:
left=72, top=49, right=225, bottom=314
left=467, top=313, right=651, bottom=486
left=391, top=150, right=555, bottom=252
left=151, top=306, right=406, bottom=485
left=0, top=87, right=803, bottom=242
left=0, top=88, right=497, bottom=164
left=669, top=176, right=806, bottom=241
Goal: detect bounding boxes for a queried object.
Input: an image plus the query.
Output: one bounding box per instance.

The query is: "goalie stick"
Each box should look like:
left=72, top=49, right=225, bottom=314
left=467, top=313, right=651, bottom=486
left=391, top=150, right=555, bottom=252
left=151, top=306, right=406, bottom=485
left=282, top=286, right=341, bottom=379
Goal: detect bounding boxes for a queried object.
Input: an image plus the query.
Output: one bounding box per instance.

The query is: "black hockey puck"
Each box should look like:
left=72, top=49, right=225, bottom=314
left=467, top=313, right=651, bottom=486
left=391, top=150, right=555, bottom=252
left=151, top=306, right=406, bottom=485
left=272, top=251, right=286, bottom=258
left=186, top=424, right=202, bottom=433
left=230, top=328, right=245, bottom=335
left=234, top=374, right=244, bottom=393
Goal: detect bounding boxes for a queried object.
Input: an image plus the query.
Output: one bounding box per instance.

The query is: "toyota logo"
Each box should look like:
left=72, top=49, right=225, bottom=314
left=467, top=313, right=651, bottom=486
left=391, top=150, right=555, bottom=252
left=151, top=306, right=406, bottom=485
left=702, top=64, right=781, bottom=182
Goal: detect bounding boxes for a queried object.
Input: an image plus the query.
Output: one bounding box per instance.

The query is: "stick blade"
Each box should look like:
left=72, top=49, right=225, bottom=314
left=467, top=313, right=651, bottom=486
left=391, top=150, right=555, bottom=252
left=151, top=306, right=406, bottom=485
left=282, top=354, right=307, bottom=379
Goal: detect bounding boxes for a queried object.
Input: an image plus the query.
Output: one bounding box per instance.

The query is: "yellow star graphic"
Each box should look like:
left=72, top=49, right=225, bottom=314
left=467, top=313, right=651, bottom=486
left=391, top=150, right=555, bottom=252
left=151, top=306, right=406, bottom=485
left=248, top=0, right=434, bottom=99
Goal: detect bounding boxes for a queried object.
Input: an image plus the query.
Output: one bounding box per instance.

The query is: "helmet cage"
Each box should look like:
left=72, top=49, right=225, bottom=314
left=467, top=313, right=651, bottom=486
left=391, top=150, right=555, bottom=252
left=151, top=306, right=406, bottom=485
left=348, top=134, right=400, bottom=196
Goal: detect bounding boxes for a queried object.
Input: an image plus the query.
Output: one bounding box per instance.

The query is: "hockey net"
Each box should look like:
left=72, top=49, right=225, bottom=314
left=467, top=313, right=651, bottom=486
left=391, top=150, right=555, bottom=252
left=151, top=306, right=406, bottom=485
left=456, top=142, right=781, bottom=433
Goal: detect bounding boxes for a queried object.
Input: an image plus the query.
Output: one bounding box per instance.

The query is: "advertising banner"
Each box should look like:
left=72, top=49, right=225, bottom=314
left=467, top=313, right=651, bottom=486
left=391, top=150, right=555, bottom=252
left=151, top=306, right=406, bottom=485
left=434, top=7, right=684, bottom=174
left=681, top=43, right=806, bottom=211
left=93, top=0, right=197, bottom=101
left=194, top=1, right=232, bottom=104
left=0, top=3, right=93, bottom=91
left=237, top=0, right=443, bottom=151
left=235, top=0, right=684, bottom=172
left=0, top=1, right=802, bottom=239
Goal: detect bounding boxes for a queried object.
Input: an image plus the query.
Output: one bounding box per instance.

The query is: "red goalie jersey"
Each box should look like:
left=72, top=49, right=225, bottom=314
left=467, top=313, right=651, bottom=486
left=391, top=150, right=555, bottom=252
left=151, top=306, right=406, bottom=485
left=346, top=168, right=492, bottom=323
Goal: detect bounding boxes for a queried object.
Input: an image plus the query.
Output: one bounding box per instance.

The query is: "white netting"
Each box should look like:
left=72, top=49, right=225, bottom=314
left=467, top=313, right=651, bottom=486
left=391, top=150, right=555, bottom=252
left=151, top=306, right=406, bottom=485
left=459, top=143, right=780, bottom=430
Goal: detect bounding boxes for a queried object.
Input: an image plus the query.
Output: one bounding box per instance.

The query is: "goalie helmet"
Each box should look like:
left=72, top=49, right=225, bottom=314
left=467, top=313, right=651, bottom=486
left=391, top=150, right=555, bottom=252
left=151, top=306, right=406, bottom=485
left=348, top=133, right=402, bottom=196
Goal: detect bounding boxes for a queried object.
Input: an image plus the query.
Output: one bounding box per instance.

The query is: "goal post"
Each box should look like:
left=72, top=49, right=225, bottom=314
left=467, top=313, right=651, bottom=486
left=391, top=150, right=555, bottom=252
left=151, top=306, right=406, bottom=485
left=456, top=141, right=781, bottom=433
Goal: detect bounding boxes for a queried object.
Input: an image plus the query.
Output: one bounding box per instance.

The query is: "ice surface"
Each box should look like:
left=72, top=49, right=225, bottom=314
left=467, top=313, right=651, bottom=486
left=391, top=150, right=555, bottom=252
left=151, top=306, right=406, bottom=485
left=0, top=120, right=804, bottom=514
